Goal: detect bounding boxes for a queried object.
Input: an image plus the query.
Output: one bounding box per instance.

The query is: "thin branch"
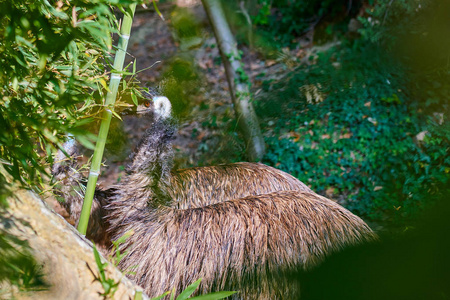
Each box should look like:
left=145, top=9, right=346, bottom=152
left=239, top=1, right=253, bottom=47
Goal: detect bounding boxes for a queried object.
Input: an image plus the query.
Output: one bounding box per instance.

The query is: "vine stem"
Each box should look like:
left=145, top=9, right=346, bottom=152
left=77, top=4, right=136, bottom=235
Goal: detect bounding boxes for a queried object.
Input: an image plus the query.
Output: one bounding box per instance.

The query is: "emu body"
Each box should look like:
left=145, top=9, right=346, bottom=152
left=107, top=187, right=374, bottom=298
left=105, top=117, right=375, bottom=298
left=53, top=145, right=311, bottom=247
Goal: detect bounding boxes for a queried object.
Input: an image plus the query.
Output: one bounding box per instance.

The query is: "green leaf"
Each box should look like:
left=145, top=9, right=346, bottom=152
left=131, top=92, right=138, bottom=106
left=76, top=134, right=96, bottom=150
left=123, top=78, right=128, bottom=90
left=134, top=290, right=143, bottom=300
left=189, top=291, right=238, bottom=300
left=170, top=287, right=176, bottom=300
left=176, top=278, right=202, bottom=300
left=112, top=110, right=123, bottom=121
left=93, top=245, right=104, bottom=277
left=101, top=281, right=111, bottom=293
left=124, top=61, right=134, bottom=72
left=152, top=0, right=165, bottom=21
left=116, top=232, right=130, bottom=244
left=150, top=291, right=170, bottom=300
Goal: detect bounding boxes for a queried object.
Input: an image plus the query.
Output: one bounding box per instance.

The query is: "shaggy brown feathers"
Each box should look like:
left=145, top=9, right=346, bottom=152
left=52, top=151, right=313, bottom=250
left=52, top=139, right=112, bottom=246
left=169, top=162, right=312, bottom=209
left=53, top=95, right=376, bottom=298
left=104, top=116, right=375, bottom=298
left=107, top=188, right=374, bottom=298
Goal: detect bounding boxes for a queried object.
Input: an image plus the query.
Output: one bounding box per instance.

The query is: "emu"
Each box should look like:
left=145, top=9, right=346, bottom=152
left=53, top=95, right=375, bottom=298
left=103, top=104, right=375, bottom=298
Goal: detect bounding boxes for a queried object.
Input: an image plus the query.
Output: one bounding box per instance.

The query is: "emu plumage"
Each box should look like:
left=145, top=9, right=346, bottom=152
left=52, top=94, right=375, bottom=298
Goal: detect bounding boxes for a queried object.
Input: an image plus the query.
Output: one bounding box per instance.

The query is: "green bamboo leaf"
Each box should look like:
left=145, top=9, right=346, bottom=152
left=176, top=278, right=202, bottom=300
left=152, top=0, right=165, bottom=21
left=124, top=61, right=134, bottom=71
left=99, top=78, right=108, bottom=90
left=80, top=56, right=98, bottom=72
left=134, top=290, right=143, bottom=300
left=136, top=60, right=161, bottom=74
left=131, top=92, right=138, bottom=106
left=101, top=281, right=111, bottom=293
left=76, top=134, right=96, bottom=150
left=42, top=129, right=59, bottom=144
left=170, top=287, right=176, bottom=300
left=189, top=291, right=238, bottom=300
left=111, top=110, right=123, bottom=121
left=123, top=78, right=128, bottom=90
left=93, top=245, right=104, bottom=279
left=150, top=291, right=170, bottom=300
left=117, top=5, right=127, bottom=15
left=113, top=70, right=135, bottom=76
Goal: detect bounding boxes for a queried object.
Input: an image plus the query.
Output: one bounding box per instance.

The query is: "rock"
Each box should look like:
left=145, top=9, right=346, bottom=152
left=0, top=187, right=148, bottom=300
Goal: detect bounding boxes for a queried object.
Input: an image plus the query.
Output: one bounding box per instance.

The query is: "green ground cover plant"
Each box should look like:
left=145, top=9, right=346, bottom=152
left=194, top=1, right=449, bottom=227
left=258, top=0, right=449, bottom=225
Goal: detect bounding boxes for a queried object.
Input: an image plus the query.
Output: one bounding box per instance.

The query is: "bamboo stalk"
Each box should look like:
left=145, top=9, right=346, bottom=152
left=77, top=4, right=136, bottom=235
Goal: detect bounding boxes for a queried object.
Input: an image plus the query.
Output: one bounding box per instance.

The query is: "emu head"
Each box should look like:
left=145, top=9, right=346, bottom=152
left=151, top=96, right=172, bottom=120
left=136, top=88, right=172, bottom=121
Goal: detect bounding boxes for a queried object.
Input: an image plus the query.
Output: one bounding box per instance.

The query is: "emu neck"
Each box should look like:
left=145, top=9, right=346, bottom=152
left=125, top=118, right=175, bottom=207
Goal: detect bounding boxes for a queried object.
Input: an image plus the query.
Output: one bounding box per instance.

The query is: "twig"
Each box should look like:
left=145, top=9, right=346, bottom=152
left=239, top=1, right=253, bottom=47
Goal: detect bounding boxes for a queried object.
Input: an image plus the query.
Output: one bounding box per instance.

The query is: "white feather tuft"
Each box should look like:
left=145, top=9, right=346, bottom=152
left=153, top=96, right=172, bottom=119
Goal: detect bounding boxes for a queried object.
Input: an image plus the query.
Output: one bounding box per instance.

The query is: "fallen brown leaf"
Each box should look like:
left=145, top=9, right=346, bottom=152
left=266, top=60, right=276, bottom=67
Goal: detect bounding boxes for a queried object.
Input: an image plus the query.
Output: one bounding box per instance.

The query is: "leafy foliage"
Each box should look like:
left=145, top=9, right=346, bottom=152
left=260, top=39, right=449, bottom=223
left=243, top=0, right=450, bottom=225
left=237, top=0, right=360, bottom=47
left=93, top=244, right=120, bottom=298
left=0, top=0, right=137, bottom=189
left=358, top=0, right=428, bottom=45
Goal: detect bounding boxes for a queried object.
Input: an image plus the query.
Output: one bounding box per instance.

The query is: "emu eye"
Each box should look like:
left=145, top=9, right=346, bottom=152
left=144, top=100, right=151, bottom=107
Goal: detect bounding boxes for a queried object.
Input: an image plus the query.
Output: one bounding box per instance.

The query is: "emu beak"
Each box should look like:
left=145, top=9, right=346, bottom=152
left=136, top=104, right=153, bottom=115
left=122, top=106, right=136, bottom=116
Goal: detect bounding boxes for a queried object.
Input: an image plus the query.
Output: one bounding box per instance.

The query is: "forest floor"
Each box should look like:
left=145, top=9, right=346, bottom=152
left=97, top=1, right=311, bottom=189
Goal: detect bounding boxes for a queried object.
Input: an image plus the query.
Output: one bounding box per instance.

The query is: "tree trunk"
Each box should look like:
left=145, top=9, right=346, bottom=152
left=201, top=0, right=265, bottom=161
left=0, top=182, right=147, bottom=300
